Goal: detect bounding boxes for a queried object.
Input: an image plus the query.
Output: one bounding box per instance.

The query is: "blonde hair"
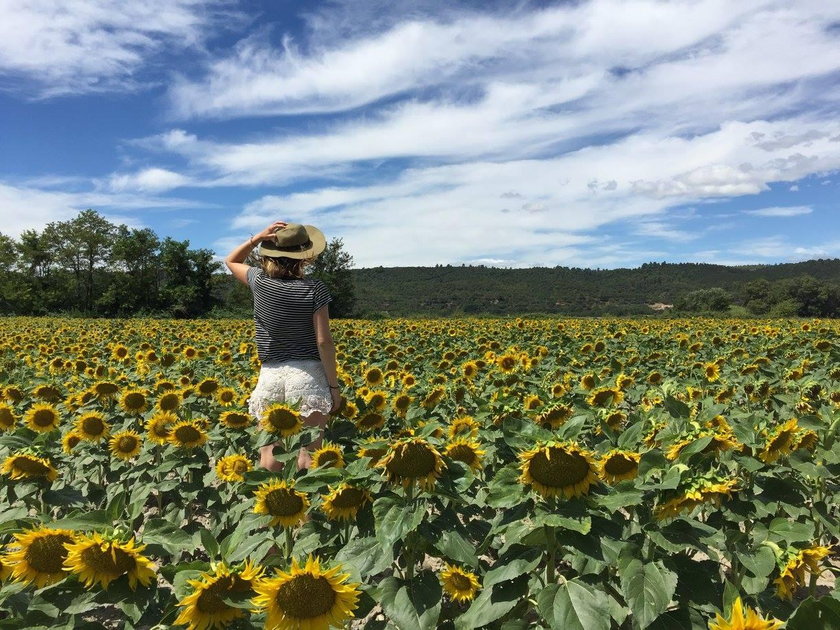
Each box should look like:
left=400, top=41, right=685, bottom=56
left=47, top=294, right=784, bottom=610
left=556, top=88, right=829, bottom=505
left=259, top=255, right=315, bottom=279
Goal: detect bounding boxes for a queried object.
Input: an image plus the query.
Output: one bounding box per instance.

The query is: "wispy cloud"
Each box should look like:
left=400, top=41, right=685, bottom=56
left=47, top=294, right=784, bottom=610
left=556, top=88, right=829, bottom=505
left=743, top=205, right=813, bottom=217
left=0, top=0, right=237, bottom=97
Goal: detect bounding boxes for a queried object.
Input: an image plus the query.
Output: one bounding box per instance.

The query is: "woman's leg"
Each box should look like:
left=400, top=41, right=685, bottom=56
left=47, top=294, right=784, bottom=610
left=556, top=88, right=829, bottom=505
left=260, top=443, right=284, bottom=472
left=297, top=410, right=329, bottom=470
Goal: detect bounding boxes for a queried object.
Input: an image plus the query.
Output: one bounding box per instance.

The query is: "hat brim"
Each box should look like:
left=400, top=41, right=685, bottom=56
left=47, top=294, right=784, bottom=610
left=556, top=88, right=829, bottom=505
left=258, top=225, right=327, bottom=259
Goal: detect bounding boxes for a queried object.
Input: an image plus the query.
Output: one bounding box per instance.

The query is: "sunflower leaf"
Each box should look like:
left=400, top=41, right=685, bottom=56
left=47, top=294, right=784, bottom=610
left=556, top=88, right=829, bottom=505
left=536, top=579, right=611, bottom=630
left=375, top=573, right=441, bottom=630
left=618, top=557, right=678, bottom=629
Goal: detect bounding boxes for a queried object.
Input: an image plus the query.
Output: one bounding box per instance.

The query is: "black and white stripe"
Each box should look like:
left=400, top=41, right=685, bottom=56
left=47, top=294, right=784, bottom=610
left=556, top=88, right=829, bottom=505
left=247, top=267, right=332, bottom=363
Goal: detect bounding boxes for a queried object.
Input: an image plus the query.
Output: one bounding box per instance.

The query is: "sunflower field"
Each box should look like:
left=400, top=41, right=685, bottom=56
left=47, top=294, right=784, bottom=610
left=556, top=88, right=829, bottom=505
left=0, top=316, right=838, bottom=630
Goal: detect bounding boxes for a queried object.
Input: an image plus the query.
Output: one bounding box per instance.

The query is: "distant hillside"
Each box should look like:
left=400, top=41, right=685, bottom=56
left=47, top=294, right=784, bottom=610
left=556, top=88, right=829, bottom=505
left=347, top=259, right=840, bottom=316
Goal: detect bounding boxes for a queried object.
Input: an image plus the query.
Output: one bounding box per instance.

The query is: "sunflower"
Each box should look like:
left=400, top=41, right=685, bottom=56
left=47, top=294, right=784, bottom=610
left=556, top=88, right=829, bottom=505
left=363, top=390, right=388, bottom=412
left=23, top=403, right=61, bottom=433
left=578, top=373, right=596, bottom=390
left=62, top=431, right=83, bottom=454
left=378, top=437, right=446, bottom=491
left=340, top=400, right=359, bottom=420
left=586, top=387, right=624, bottom=409
left=64, top=532, right=156, bottom=590
left=90, top=380, right=121, bottom=402
left=75, top=411, right=110, bottom=442
left=321, top=483, right=372, bottom=521
left=260, top=404, right=303, bottom=437
left=461, top=361, right=479, bottom=380
left=0, top=403, right=16, bottom=431
left=646, top=371, right=663, bottom=386
left=145, top=411, right=178, bottom=445
left=444, top=439, right=485, bottom=470
left=175, top=560, right=264, bottom=630
left=598, top=450, right=641, bottom=484
left=220, top=410, right=251, bottom=429
left=169, top=420, right=208, bottom=449
left=110, top=344, right=131, bottom=362
left=357, top=439, right=388, bottom=466
left=615, top=373, right=635, bottom=390
left=156, top=391, right=181, bottom=412
left=440, top=563, right=481, bottom=603
left=355, top=411, right=385, bottom=432
left=531, top=403, right=571, bottom=429
left=3, top=385, right=25, bottom=404
left=196, top=378, right=220, bottom=397
left=655, top=477, right=738, bottom=520
left=448, top=415, right=479, bottom=439
left=666, top=431, right=741, bottom=461
left=252, top=555, right=360, bottom=630
left=32, top=384, right=63, bottom=403
left=215, top=454, right=253, bottom=482
left=703, top=362, right=721, bottom=382
left=363, top=367, right=384, bottom=387
left=1, top=452, right=58, bottom=482
left=4, top=526, right=76, bottom=587
left=708, top=596, right=782, bottom=630
left=519, top=441, right=598, bottom=500
left=392, top=392, right=413, bottom=418
left=311, top=443, right=345, bottom=469
left=759, top=418, right=799, bottom=463
left=216, top=387, right=237, bottom=406
left=421, top=386, right=446, bottom=409
left=119, top=388, right=149, bottom=415
left=109, top=430, right=143, bottom=460
left=253, top=479, right=310, bottom=528
left=496, top=354, right=518, bottom=374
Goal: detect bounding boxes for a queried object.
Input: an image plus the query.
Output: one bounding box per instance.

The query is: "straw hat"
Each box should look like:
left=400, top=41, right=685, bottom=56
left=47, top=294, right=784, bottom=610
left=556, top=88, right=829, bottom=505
left=258, top=223, right=326, bottom=259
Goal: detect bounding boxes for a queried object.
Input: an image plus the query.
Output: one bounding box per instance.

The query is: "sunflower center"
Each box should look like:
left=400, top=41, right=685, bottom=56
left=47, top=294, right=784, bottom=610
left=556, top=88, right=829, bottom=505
left=386, top=442, right=437, bottom=478
left=231, top=459, right=249, bottom=474
left=528, top=447, right=590, bottom=488
left=267, top=409, right=298, bottom=431
left=80, top=543, right=137, bottom=576
left=274, top=574, right=337, bottom=619
left=331, top=487, right=366, bottom=509
left=447, top=444, right=477, bottom=465
left=196, top=575, right=235, bottom=613
left=32, top=409, right=57, bottom=427
left=14, top=456, right=50, bottom=475
left=95, top=382, right=119, bottom=395
left=159, top=395, right=179, bottom=410
left=175, top=425, right=201, bottom=443
left=0, top=408, right=14, bottom=426
left=448, top=572, right=473, bottom=591
left=81, top=416, right=105, bottom=436
left=358, top=414, right=383, bottom=428
left=604, top=454, right=637, bottom=475
left=225, top=413, right=249, bottom=427
left=265, top=489, right=304, bottom=517
left=316, top=450, right=341, bottom=467
left=117, top=436, right=138, bottom=452
left=25, top=534, right=73, bottom=573
left=124, top=393, right=145, bottom=409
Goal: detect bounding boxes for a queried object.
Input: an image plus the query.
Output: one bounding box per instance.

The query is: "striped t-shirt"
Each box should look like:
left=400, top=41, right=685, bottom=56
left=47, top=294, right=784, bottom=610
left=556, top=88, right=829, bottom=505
left=247, top=266, right=333, bottom=363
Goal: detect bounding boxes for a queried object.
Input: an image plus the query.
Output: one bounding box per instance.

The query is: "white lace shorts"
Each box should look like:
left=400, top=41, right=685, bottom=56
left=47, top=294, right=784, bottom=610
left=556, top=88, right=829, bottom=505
left=247, top=360, right=332, bottom=420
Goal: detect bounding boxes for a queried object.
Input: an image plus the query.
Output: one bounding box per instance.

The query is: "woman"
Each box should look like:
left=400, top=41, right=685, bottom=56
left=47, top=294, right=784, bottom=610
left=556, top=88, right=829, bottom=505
left=224, top=220, right=342, bottom=471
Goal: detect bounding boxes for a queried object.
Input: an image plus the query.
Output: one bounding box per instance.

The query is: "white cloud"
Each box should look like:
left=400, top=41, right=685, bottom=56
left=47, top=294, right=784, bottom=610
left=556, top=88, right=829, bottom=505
left=743, top=205, right=813, bottom=217
left=0, top=181, right=206, bottom=237
left=169, top=0, right=787, bottom=119
left=0, top=0, right=235, bottom=97
left=107, top=168, right=191, bottom=192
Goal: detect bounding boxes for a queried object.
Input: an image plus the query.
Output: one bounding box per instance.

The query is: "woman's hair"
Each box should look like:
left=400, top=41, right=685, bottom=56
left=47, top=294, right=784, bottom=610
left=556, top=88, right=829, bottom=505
left=259, top=255, right=314, bottom=279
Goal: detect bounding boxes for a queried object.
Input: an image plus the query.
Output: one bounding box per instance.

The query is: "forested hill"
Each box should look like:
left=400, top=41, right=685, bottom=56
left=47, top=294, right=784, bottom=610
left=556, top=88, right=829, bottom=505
left=348, top=259, right=840, bottom=316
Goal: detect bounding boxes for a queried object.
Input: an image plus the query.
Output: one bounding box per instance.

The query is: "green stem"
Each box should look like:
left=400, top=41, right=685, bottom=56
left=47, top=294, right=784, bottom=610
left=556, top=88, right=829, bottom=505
left=285, top=526, right=294, bottom=560
left=545, top=525, right=557, bottom=584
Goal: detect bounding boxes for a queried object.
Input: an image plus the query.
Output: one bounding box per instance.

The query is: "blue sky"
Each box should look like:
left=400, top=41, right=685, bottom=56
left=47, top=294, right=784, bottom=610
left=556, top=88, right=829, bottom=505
left=1, top=0, right=839, bottom=269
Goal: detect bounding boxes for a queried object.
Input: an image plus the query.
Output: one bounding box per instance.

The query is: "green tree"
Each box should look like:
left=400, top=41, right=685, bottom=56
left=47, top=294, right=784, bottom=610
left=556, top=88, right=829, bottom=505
left=105, top=226, right=161, bottom=313
left=675, top=287, right=732, bottom=313
left=308, top=237, right=356, bottom=317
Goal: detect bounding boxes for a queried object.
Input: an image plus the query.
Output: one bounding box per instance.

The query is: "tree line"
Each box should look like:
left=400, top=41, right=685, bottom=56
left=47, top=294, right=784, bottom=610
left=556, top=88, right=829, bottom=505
left=2, top=209, right=838, bottom=318
left=0, top=209, right=355, bottom=318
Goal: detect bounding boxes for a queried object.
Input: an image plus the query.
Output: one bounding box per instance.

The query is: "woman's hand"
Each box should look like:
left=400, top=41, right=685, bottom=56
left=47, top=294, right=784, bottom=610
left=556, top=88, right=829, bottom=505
left=329, top=389, right=342, bottom=414
left=254, top=221, right=287, bottom=242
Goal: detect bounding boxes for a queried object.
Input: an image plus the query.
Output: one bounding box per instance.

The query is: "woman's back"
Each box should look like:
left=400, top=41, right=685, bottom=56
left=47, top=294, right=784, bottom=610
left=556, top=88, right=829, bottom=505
left=247, top=267, right=332, bottom=363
